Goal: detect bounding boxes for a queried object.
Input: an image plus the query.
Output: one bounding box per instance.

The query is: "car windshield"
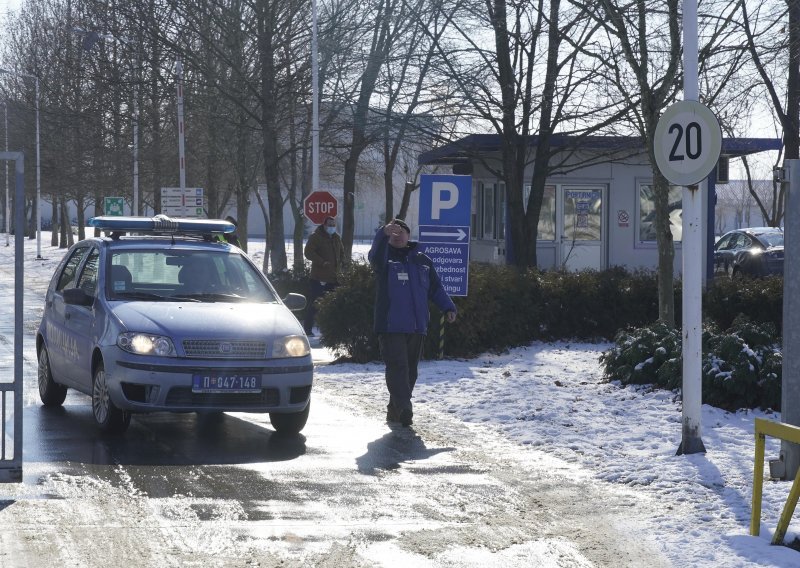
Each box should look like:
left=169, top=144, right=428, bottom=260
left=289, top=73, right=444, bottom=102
left=107, top=249, right=279, bottom=303
left=757, top=232, right=784, bottom=248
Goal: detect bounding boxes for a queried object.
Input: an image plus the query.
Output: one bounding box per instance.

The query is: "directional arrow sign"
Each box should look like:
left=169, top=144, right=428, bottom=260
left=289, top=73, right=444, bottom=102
left=419, top=225, right=469, bottom=242
left=418, top=225, right=470, bottom=296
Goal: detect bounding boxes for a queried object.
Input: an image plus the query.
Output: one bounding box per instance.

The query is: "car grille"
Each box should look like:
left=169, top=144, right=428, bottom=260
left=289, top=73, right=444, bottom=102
left=165, top=387, right=279, bottom=408
left=182, top=339, right=267, bottom=359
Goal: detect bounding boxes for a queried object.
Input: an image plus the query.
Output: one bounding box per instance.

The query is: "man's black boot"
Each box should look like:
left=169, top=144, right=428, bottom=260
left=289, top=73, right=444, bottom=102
left=399, top=407, right=413, bottom=427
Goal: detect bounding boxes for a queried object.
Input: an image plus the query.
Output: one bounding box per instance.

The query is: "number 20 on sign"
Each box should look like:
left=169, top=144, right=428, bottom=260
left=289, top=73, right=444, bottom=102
left=654, top=101, right=722, bottom=187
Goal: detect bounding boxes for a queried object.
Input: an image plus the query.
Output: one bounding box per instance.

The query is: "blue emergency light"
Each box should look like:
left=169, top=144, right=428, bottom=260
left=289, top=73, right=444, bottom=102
left=88, top=215, right=235, bottom=235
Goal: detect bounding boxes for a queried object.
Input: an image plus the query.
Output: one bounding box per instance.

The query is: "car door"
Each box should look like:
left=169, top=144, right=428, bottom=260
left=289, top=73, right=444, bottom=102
left=735, top=234, right=765, bottom=277
left=44, top=245, right=91, bottom=386
left=65, top=248, right=100, bottom=389
left=714, top=234, right=736, bottom=276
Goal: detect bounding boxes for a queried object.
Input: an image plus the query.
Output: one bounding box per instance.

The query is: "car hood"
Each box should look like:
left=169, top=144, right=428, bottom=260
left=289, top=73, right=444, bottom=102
left=110, top=301, right=303, bottom=338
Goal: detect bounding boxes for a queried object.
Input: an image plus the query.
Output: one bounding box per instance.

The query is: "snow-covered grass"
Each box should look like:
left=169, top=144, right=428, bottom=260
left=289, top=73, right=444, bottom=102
left=5, top=230, right=800, bottom=567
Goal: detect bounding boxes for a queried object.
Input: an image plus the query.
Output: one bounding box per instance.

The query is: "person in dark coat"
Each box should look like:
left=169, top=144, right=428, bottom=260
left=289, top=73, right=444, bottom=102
left=223, top=216, right=241, bottom=248
left=368, top=218, right=457, bottom=426
left=303, top=216, right=346, bottom=336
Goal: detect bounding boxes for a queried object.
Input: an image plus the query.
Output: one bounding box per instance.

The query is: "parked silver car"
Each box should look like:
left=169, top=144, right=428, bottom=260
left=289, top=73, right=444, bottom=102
left=36, top=216, right=312, bottom=434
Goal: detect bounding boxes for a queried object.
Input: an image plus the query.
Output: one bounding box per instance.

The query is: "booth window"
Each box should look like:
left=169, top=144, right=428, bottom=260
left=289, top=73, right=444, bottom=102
left=474, top=181, right=506, bottom=240
left=638, top=182, right=683, bottom=242
left=525, top=185, right=556, bottom=241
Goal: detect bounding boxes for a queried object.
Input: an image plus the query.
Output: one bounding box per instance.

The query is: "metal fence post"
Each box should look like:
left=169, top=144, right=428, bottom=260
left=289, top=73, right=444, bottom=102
left=0, top=150, right=24, bottom=482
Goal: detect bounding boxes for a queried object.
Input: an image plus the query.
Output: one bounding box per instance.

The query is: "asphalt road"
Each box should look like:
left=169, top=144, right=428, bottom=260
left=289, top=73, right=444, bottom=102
left=0, top=261, right=669, bottom=568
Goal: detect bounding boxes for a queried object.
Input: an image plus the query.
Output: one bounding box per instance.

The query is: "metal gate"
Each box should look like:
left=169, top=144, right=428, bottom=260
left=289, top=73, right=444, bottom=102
left=1, top=151, right=24, bottom=482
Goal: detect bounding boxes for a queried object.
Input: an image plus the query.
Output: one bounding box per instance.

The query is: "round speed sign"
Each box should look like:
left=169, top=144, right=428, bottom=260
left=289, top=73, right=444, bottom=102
left=654, top=101, right=722, bottom=186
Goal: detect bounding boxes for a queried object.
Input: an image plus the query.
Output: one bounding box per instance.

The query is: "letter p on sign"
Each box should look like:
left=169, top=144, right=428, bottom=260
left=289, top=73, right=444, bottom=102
left=431, top=182, right=458, bottom=219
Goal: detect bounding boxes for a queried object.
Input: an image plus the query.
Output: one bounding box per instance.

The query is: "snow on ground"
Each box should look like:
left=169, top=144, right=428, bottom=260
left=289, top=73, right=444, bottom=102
left=2, top=229, right=800, bottom=567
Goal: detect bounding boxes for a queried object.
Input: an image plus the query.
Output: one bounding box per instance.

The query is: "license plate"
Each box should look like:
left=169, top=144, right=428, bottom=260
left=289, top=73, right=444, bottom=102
left=192, top=373, right=262, bottom=393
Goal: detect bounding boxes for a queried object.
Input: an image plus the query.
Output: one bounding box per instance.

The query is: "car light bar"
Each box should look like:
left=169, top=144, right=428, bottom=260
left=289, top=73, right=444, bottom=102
left=88, top=215, right=235, bottom=235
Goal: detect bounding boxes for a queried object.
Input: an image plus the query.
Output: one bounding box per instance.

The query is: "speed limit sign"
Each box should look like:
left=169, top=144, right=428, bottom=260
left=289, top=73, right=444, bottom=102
left=654, top=101, right=722, bottom=186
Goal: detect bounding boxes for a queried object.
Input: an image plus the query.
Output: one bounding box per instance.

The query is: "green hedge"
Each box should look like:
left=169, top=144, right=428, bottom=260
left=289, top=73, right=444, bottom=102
left=704, top=275, right=783, bottom=331
left=269, top=259, right=787, bottom=412
left=294, top=262, right=668, bottom=362
left=600, top=317, right=782, bottom=411
left=272, top=261, right=785, bottom=369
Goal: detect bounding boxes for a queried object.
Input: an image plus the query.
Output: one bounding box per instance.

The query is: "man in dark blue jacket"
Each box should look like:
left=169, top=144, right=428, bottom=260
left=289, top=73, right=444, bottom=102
left=368, top=218, right=457, bottom=427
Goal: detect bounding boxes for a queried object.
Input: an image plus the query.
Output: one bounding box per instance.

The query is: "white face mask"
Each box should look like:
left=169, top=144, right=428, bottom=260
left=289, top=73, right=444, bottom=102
left=325, top=226, right=336, bottom=235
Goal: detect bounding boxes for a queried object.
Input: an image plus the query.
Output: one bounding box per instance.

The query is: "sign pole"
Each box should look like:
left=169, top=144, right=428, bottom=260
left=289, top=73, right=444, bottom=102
left=176, top=58, right=186, bottom=192
left=781, top=160, right=800, bottom=478
left=439, top=313, right=445, bottom=359
left=676, top=0, right=705, bottom=455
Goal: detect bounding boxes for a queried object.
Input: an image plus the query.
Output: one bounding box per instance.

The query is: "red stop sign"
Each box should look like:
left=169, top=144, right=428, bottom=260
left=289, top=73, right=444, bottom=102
left=303, top=191, right=339, bottom=225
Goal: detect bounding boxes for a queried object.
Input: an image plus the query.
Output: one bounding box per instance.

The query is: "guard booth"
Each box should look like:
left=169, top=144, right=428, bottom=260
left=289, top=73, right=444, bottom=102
left=0, top=151, right=25, bottom=483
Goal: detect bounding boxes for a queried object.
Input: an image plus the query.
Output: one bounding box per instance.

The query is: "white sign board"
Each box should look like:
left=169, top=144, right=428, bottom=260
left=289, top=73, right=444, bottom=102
left=161, top=187, right=204, bottom=218
left=654, top=101, right=722, bottom=187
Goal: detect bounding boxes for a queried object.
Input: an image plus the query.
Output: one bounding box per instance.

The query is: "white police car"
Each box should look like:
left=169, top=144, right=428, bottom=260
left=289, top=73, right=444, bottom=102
left=36, top=215, right=312, bottom=434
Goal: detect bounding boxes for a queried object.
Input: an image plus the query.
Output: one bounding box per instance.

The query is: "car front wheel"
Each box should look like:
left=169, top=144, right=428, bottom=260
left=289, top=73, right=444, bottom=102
left=92, top=363, right=131, bottom=433
left=38, top=346, right=67, bottom=407
left=269, top=401, right=310, bottom=435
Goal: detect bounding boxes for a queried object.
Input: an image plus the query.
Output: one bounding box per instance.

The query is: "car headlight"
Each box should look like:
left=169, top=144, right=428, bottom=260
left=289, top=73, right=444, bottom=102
left=272, top=335, right=310, bottom=358
left=118, top=332, right=176, bottom=356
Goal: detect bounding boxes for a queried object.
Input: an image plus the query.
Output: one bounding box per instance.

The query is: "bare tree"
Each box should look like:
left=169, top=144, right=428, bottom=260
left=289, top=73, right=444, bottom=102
left=574, top=0, right=683, bottom=326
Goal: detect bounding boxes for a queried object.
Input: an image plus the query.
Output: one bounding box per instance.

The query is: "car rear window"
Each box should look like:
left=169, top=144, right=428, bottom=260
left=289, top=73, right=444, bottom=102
left=757, top=232, right=783, bottom=248
left=108, top=249, right=278, bottom=302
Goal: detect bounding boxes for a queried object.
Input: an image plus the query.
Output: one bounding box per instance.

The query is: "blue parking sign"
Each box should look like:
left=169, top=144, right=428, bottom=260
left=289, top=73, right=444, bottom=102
left=418, top=175, right=472, bottom=296
left=419, top=175, right=472, bottom=226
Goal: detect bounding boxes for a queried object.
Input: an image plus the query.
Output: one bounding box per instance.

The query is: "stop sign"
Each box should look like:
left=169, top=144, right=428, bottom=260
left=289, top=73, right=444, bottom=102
left=303, top=191, right=338, bottom=225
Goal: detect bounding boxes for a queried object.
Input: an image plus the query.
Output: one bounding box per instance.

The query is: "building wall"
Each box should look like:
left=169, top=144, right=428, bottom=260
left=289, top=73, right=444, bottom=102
left=465, top=149, right=703, bottom=275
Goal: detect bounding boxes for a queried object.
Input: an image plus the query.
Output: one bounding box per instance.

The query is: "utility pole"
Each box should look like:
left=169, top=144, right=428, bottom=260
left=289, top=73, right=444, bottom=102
left=781, top=160, right=800, bottom=478
left=176, top=58, right=186, bottom=191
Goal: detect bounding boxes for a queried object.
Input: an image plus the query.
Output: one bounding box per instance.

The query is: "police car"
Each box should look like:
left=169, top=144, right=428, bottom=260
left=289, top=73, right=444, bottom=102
left=36, top=215, right=313, bottom=434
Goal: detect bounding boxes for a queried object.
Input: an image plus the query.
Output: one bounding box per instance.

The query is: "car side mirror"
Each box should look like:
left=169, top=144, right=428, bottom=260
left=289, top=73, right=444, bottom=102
left=63, top=287, right=94, bottom=307
left=282, top=293, right=306, bottom=311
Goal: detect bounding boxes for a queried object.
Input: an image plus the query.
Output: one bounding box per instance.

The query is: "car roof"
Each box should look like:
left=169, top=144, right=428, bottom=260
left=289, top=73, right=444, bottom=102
left=743, top=227, right=782, bottom=233
left=726, top=227, right=782, bottom=236
left=77, top=215, right=240, bottom=253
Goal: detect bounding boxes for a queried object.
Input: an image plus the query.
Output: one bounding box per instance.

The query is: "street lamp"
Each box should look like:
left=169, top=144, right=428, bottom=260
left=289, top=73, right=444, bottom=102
left=0, top=68, right=40, bottom=259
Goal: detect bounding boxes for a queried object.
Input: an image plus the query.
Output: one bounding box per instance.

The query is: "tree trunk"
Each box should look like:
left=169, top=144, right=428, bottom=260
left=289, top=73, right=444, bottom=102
left=257, top=0, right=287, bottom=272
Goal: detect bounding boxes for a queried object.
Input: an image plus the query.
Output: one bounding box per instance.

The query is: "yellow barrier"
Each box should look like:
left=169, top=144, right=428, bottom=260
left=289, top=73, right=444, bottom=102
left=751, top=417, right=800, bottom=544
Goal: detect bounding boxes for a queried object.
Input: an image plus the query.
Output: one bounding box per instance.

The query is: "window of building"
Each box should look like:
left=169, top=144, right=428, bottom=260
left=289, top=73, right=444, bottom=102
left=474, top=181, right=506, bottom=240
left=638, top=182, right=683, bottom=243
left=525, top=185, right=556, bottom=241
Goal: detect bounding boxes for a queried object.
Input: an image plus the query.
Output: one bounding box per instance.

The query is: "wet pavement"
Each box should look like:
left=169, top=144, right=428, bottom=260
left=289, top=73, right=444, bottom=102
left=0, top=258, right=669, bottom=567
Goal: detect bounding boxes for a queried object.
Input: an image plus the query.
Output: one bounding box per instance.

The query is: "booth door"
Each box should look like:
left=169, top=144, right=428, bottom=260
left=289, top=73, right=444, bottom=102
left=559, top=186, right=605, bottom=271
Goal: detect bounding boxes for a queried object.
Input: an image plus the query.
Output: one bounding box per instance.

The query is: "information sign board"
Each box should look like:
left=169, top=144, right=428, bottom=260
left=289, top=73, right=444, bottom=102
left=161, top=187, right=204, bottom=218
left=418, top=175, right=472, bottom=296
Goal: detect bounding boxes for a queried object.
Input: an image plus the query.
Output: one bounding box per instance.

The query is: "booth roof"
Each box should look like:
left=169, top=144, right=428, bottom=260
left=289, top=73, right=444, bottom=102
left=418, top=133, right=782, bottom=166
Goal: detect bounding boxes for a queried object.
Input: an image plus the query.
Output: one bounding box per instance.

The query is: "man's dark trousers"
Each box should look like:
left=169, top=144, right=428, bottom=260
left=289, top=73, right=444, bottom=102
left=303, top=279, right=337, bottom=334
left=379, top=333, right=425, bottom=412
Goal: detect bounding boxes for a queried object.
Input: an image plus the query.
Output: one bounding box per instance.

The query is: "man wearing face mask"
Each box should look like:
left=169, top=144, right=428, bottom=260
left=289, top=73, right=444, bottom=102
left=368, top=218, right=457, bottom=427
left=303, top=216, right=346, bottom=336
